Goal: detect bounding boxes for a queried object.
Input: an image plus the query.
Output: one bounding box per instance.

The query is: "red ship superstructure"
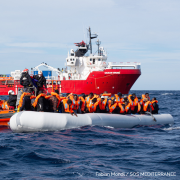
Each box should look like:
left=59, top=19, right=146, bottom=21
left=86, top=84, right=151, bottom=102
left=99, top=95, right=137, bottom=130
left=0, top=27, right=141, bottom=95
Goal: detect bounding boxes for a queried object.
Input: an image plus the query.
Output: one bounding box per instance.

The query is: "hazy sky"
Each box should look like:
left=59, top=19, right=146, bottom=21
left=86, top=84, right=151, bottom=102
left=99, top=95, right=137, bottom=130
left=0, top=0, right=179, bottom=90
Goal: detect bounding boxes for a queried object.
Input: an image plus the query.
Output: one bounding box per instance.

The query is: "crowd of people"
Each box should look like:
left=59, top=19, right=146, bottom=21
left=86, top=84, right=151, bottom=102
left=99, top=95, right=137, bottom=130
left=1, top=89, right=159, bottom=117
left=0, top=69, right=159, bottom=116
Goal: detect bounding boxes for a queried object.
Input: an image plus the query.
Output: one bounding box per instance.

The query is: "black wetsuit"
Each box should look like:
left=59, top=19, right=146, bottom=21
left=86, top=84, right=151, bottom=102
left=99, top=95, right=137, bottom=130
left=20, top=72, right=33, bottom=88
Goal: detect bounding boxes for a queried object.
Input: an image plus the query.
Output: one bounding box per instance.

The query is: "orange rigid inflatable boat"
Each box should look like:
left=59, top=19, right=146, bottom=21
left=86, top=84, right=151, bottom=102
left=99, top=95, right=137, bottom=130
left=0, top=110, right=15, bottom=126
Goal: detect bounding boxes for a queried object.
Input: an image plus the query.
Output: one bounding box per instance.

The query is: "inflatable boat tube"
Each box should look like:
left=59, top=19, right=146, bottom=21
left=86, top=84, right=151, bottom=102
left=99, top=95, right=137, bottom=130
left=10, top=111, right=174, bottom=132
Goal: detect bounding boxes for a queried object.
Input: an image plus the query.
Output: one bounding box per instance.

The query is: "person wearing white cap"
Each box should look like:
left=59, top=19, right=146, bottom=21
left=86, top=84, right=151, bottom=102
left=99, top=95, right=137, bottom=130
left=8, top=90, right=17, bottom=110
left=33, top=70, right=47, bottom=93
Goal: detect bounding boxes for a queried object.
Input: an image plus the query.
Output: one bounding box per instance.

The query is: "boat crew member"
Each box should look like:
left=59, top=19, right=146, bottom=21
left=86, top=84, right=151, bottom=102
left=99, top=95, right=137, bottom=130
left=20, top=69, right=33, bottom=91
left=151, top=97, right=159, bottom=114
left=8, top=90, right=17, bottom=110
left=33, top=71, right=47, bottom=94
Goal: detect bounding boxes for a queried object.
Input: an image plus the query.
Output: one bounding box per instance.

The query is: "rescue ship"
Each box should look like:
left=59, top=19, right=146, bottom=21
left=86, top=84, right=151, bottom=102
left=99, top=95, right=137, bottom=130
left=0, top=28, right=141, bottom=95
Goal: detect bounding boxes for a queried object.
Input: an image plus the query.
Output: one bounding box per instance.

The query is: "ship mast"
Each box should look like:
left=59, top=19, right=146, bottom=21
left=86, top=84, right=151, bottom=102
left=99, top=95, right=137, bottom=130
left=88, top=27, right=98, bottom=54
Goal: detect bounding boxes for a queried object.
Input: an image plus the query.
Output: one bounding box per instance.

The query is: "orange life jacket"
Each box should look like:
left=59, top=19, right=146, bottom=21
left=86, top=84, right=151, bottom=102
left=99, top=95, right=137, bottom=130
left=114, top=94, right=124, bottom=103
left=143, top=101, right=154, bottom=112
left=51, top=92, right=66, bottom=108
left=33, top=93, right=46, bottom=107
left=118, top=103, right=124, bottom=113
left=124, top=103, right=131, bottom=113
left=109, top=103, right=117, bottom=113
left=102, top=93, right=111, bottom=97
left=142, top=94, right=150, bottom=100
left=98, top=99, right=107, bottom=110
left=19, top=92, right=31, bottom=108
left=2, top=101, right=9, bottom=110
left=151, top=100, right=158, bottom=104
left=63, top=99, right=74, bottom=113
left=85, top=95, right=95, bottom=106
left=45, top=95, right=52, bottom=99
left=87, top=101, right=99, bottom=113
left=128, top=96, right=138, bottom=111
left=30, top=95, right=36, bottom=100
left=137, top=103, right=141, bottom=113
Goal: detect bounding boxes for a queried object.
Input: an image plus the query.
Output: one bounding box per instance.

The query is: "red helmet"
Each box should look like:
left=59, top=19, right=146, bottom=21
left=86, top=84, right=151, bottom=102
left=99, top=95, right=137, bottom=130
left=23, top=69, right=29, bottom=72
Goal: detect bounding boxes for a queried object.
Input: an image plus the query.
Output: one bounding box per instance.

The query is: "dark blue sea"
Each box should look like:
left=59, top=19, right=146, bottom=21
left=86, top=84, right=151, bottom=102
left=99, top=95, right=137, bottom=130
left=0, top=90, right=179, bottom=179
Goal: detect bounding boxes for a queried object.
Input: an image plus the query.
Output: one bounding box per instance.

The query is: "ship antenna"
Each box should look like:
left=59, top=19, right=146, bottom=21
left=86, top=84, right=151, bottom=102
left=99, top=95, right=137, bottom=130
left=96, top=39, right=101, bottom=56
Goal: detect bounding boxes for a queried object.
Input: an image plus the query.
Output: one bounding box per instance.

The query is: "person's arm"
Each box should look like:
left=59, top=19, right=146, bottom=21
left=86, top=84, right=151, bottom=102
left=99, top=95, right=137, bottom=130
left=27, top=74, right=33, bottom=86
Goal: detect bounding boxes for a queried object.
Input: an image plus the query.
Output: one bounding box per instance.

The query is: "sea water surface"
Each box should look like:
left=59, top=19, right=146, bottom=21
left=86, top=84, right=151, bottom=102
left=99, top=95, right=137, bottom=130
left=0, top=90, right=179, bottom=179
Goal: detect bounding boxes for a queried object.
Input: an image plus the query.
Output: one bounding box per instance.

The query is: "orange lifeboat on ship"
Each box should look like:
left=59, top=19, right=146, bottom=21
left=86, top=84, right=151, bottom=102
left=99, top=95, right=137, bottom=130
left=0, top=109, right=15, bottom=126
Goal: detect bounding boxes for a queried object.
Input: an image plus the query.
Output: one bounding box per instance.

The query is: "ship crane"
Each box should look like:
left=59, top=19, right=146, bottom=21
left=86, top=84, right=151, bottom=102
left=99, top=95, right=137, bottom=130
left=32, top=62, right=62, bottom=76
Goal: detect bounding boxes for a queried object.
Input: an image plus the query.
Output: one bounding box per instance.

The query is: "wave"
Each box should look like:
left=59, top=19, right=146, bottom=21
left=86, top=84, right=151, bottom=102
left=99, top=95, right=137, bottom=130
left=161, top=93, right=174, bottom=96
left=163, top=126, right=180, bottom=131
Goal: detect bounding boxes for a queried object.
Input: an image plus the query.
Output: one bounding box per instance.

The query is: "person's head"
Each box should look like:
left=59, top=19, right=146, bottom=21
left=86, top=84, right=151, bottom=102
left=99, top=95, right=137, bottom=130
left=38, top=70, right=43, bottom=76
left=55, top=89, right=59, bottom=94
left=144, top=98, right=148, bottom=103
left=92, top=98, right=97, bottom=104
left=103, top=91, right=108, bottom=94
left=101, top=96, right=105, bottom=102
left=123, top=95, right=128, bottom=102
left=8, top=90, right=14, bottom=95
left=132, top=93, right=136, bottom=98
left=47, top=92, right=51, bottom=95
left=145, top=93, right=149, bottom=98
left=152, top=97, right=156, bottom=101
left=137, top=97, right=141, bottom=102
left=89, top=92, right=94, bottom=99
left=80, top=93, right=85, bottom=99
left=117, top=92, right=122, bottom=98
left=67, top=99, right=72, bottom=105
left=125, top=101, right=129, bottom=106
left=74, top=94, right=78, bottom=101
left=130, top=95, right=135, bottom=101
left=23, top=68, right=29, bottom=73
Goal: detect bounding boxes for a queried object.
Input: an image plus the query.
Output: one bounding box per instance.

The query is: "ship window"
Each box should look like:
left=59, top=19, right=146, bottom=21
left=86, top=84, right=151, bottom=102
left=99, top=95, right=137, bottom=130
left=71, top=62, right=74, bottom=64
left=70, top=59, right=72, bottom=61
left=91, top=82, right=92, bottom=84
left=73, top=59, right=74, bottom=61
left=93, top=59, right=95, bottom=64
left=71, top=53, right=74, bottom=56
left=67, top=59, right=69, bottom=62
left=90, top=59, right=92, bottom=61
left=98, top=59, right=101, bottom=61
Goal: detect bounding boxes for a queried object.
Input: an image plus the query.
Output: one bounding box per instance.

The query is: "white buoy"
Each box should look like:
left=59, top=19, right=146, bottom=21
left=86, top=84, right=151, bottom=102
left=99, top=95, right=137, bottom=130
left=10, top=112, right=174, bottom=132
